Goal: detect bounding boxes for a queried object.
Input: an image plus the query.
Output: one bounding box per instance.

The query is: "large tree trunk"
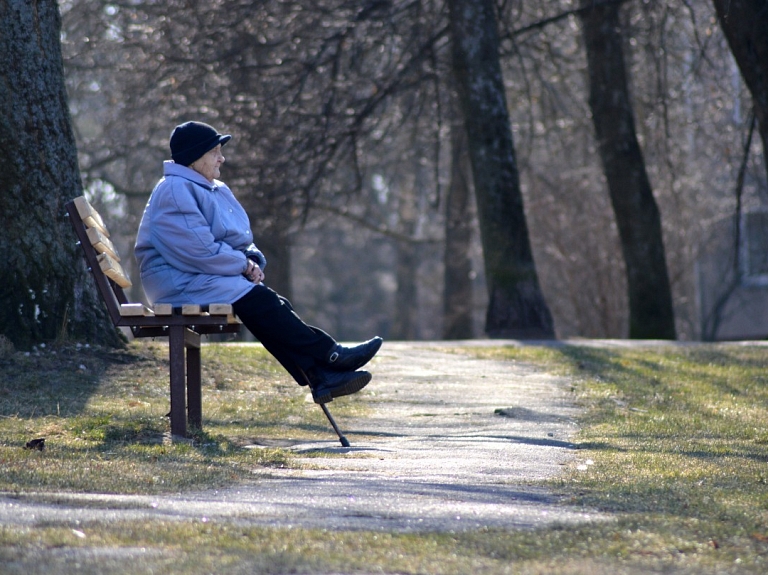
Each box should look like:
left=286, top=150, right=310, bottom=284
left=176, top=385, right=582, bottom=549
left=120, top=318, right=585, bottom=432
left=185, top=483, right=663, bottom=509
left=580, top=1, right=676, bottom=339
left=443, top=108, right=474, bottom=340
left=447, top=0, right=554, bottom=339
left=0, top=0, right=120, bottom=350
left=713, top=0, right=768, bottom=175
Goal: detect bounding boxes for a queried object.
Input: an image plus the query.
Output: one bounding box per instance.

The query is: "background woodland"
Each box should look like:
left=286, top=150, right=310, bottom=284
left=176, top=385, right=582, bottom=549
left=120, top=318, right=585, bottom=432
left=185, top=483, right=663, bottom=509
left=2, top=0, right=766, bottom=348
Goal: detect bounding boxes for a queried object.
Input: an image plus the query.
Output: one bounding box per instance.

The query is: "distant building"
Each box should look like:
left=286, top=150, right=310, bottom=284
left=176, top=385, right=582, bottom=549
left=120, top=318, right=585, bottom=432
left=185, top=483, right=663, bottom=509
left=697, top=210, right=768, bottom=340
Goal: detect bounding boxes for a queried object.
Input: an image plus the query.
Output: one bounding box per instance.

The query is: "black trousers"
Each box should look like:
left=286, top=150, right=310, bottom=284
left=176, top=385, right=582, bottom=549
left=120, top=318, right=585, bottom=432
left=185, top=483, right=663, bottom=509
left=232, top=285, right=336, bottom=385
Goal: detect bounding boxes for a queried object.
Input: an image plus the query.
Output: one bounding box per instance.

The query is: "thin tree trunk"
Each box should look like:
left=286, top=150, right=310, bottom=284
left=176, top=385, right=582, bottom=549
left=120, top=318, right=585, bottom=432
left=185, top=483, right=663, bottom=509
left=255, top=226, right=294, bottom=303
left=391, top=238, right=419, bottom=340
left=125, top=191, right=151, bottom=303
left=391, top=184, right=419, bottom=340
left=237, top=185, right=295, bottom=302
left=447, top=0, right=554, bottom=339
left=443, top=108, right=474, bottom=339
left=713, top=0, right=768, bottom=174
left=0, top=0, right=120, bottom=349
left=580, top=0, right=676, bottom=339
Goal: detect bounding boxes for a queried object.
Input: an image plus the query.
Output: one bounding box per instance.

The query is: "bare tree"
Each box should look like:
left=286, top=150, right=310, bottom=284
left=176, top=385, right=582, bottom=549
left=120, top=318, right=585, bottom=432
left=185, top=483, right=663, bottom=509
left=61, top=0, right=757, bottom=341
left=63, top=0, right=460, bottom=340
left=443, top=98, right=474, bottom=339
left=579, top=0, right=676, bottom=339
left=447, top=0, right=554, bottom=338
left=0, top=0, right=120, bottom=349
left=713, top=0, right=768, bottom=175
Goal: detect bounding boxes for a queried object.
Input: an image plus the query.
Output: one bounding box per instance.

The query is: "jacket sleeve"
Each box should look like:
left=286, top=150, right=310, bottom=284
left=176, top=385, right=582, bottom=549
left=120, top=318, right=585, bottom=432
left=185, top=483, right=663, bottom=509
left=148, top=180, right=248, bottom=276
left=244, top=244, right=267, bottom=269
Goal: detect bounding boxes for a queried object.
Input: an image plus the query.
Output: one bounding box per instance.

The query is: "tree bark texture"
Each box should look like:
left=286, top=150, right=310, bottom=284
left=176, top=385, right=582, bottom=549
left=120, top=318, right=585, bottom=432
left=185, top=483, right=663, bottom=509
left=0, top=0, right=121, bottom=349
left=713, top=0, right=768, bottom=174
left=447, top=0, right=554, bottom=339
left=443, top=109, right=474, bottom=339
left=580, top=1, right=676, bottom=339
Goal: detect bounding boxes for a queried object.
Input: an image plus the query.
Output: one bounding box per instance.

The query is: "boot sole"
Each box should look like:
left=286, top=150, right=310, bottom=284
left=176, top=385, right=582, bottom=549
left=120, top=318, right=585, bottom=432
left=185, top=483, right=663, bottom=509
left=313, top=371, right=372, bottom=404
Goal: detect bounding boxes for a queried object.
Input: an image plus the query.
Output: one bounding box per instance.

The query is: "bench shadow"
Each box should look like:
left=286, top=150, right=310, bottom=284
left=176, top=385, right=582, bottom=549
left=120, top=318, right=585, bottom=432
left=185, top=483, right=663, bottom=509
left=0, top=345, right=137, bottom=421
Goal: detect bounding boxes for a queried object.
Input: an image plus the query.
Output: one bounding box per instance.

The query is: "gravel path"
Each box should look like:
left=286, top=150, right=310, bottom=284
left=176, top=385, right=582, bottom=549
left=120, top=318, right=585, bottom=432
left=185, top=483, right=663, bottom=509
left=0, top=341, right=604, bottom=534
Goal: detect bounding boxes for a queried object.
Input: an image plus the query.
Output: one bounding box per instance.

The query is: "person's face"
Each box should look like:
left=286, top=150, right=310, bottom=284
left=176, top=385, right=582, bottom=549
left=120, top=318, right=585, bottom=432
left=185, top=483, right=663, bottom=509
left=191, top=144, right=225, bottom=182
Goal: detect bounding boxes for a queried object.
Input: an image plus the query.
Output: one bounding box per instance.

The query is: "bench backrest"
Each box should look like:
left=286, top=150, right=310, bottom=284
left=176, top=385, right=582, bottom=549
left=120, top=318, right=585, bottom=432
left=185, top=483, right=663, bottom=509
left=67, top=196, right=132, bottom=326
left=66, top=196, right=241, bottom=334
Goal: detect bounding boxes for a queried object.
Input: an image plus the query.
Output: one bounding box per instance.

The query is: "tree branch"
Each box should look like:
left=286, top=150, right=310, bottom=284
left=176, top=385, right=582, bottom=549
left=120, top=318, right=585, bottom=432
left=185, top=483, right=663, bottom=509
left=312, top=202, right=441, bottom=244
left=501, top=0, right=632, bottom=40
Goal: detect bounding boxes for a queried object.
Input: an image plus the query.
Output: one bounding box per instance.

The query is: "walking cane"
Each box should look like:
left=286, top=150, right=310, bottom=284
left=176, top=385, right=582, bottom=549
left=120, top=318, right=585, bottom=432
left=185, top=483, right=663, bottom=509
left=298, top=367, right=351, bottom=447
left=319, top=403, right=350, bottom=447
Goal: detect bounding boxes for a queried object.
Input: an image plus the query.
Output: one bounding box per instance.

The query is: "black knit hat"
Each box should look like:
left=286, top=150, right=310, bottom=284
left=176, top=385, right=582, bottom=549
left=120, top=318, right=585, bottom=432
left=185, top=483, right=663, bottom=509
left=170, top=121, right=232, bottom=166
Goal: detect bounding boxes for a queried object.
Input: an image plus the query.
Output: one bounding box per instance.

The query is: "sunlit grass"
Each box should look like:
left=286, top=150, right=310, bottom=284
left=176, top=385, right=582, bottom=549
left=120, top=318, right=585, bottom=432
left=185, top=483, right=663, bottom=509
left=462, top=343, right=768, bottom=572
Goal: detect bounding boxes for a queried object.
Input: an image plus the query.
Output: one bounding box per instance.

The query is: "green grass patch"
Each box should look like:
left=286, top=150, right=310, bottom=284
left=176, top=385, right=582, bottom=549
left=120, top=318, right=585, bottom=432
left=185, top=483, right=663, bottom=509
left=0, top=341, right=364, bottom=494
left=2, top=341, right=768, bottom=574
left=461, top=343, right=768, bottom=573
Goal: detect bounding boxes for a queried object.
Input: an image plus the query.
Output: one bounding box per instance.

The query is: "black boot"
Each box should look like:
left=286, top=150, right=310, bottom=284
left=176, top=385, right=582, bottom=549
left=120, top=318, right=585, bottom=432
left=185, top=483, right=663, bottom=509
left=308, top=367, right=372, bottom=404
left=327, top=337, right=383, bottom=371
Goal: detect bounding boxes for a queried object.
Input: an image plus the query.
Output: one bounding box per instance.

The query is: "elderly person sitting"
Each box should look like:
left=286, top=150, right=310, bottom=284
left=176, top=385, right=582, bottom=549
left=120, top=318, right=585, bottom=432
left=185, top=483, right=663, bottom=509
left=135, top=121, right=381, bottom=404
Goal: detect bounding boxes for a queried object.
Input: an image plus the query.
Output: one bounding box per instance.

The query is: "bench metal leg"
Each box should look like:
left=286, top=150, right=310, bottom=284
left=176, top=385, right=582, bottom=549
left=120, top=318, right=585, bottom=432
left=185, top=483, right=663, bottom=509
left=168, top=325, right=187, bottom=438
left=186, top=329, right=203, bottom=430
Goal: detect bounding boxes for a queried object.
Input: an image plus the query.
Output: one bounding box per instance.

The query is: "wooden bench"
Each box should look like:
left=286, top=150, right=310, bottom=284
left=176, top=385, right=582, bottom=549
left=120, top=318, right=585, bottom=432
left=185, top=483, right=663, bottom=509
left=67, top=195, right=353, bottom=447
left=66, top=196, right=242, bottom=439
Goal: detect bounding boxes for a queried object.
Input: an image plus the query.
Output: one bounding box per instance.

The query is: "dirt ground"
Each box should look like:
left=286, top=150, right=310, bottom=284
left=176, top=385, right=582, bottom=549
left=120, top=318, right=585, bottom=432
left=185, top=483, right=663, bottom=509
left=0, top=341, right=605, bottom=532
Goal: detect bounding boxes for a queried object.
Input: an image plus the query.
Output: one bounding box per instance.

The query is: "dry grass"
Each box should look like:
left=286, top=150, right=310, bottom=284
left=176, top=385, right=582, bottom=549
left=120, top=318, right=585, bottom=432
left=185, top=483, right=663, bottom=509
left=1, top=340, right=767, bottom=574
left=0, top=340, right=363, bottom=494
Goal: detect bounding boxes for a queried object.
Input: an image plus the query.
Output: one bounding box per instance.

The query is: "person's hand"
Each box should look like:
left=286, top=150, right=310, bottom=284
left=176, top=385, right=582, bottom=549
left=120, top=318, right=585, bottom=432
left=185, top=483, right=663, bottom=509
left=244, top=260, right=265, bottom=283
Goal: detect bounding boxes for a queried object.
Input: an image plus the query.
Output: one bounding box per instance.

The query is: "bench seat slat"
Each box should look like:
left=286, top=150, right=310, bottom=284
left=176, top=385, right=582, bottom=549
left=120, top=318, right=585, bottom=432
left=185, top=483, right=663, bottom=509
left=149, top=303, right=236, bottom=319
left=153, top=303, right=173, bottom=316
left=120, top=303, right=154, bottom=317
left=182, top=304, right=203, bottom=315
left=209, top=304, right=233, bottom=315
